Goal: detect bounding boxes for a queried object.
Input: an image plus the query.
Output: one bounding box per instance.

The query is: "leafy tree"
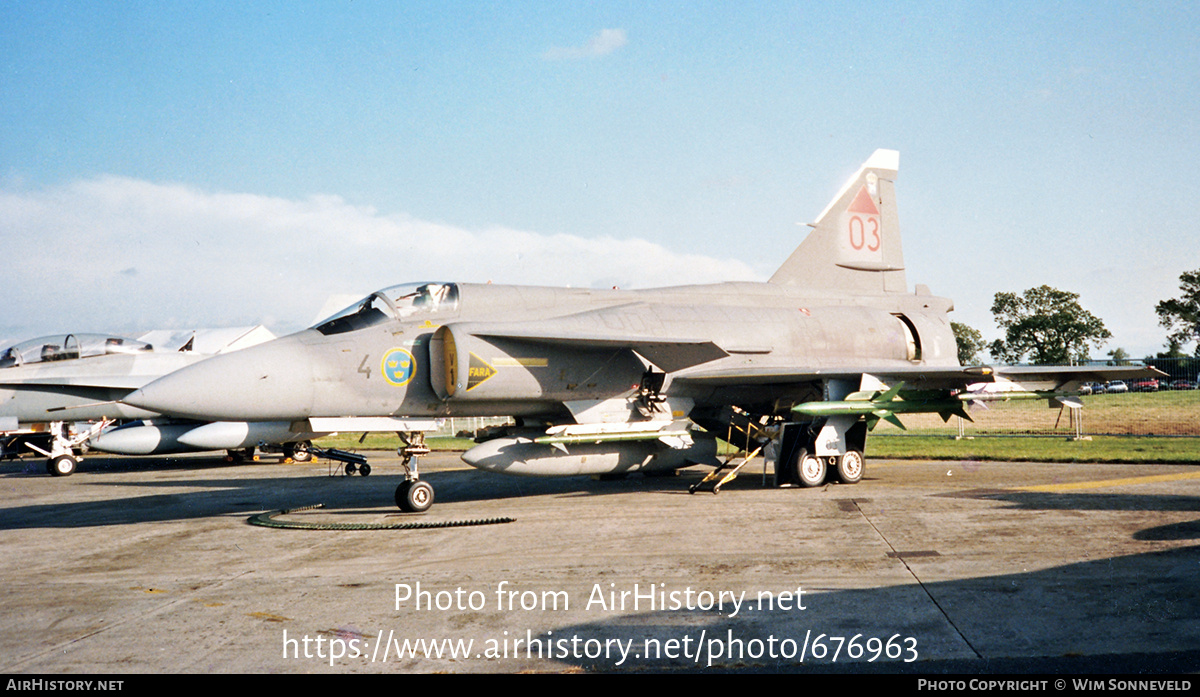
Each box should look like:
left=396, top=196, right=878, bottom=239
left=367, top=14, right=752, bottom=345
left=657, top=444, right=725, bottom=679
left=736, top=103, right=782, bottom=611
left=988, top=285, right=1111, bottom=365
left=1153, top=338, right=1189, bottom=360
left=1145, top=339, right=1200, bottom=383
left=1107, top=347, right=1130, bottom=365
left=1156, top=269, right=1200, bottom=357
left=951, top=321, right=986, bottom=365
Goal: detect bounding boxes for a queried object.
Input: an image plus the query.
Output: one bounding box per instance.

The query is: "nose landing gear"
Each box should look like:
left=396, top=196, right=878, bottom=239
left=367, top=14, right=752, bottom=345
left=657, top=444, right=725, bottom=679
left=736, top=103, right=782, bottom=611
left=394, top=431, right=434, bottom=513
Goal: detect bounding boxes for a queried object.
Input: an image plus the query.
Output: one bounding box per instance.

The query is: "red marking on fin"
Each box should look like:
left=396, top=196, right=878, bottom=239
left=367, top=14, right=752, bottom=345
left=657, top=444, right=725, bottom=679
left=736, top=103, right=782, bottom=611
left=848, top=185, right=879, bottom=215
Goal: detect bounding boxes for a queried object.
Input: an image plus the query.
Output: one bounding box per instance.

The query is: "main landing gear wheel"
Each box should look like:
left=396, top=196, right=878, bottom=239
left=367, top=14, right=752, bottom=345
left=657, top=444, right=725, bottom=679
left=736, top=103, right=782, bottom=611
left=287, top=442, right=313, bottom=463
left=794, top=449, right=826, bottom=488
left=47, top=454, right=78, bottom=477
left=836, top=450, right=864, bottom=484
left=395, top=480, right=434, bottom=513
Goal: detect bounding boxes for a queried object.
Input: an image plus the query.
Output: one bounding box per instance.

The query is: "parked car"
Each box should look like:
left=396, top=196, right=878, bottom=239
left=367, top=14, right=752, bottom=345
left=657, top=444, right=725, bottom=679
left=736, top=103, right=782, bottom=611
left=1169, top=379, right=1198, bottom=390
left=1129, top=378, right=1159, bottom=392
left=1106, top=380, right=1129, bottom=394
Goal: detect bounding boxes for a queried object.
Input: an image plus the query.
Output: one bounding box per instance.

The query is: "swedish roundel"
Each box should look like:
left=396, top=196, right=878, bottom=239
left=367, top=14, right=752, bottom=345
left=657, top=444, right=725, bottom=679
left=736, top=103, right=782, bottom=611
left=381, top=347, right=416, bottom=387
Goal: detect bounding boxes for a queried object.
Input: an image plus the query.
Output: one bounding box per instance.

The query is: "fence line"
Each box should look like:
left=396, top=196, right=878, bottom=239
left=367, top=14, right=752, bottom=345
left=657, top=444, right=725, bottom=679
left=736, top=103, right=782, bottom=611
left=878, top=355, right=1200, bottom=438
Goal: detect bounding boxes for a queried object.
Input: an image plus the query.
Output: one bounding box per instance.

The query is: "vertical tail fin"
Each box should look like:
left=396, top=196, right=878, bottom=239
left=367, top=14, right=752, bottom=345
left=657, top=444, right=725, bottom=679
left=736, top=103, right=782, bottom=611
left=769, top=149, right=906, bottom=293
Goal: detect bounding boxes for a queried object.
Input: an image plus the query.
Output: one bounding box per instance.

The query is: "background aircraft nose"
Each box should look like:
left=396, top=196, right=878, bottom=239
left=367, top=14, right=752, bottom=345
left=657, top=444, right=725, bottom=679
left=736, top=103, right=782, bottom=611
left=124, top=337, right=316, bottom=421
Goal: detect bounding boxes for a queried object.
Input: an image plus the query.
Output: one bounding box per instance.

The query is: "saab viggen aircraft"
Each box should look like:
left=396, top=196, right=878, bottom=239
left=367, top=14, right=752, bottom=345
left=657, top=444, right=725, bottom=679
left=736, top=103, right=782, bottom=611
left=122, top=150, right=1161, bottom=511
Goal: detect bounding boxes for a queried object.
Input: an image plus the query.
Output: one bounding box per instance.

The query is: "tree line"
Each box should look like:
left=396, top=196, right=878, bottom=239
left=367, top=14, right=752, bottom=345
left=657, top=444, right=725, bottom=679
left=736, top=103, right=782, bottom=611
left=952, top=268, right=1200, bottom=368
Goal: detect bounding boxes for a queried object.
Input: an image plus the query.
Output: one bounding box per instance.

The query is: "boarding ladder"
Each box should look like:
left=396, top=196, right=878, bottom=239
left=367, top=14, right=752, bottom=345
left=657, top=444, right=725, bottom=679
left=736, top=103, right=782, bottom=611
left=689, top=409, right=771, bottom=495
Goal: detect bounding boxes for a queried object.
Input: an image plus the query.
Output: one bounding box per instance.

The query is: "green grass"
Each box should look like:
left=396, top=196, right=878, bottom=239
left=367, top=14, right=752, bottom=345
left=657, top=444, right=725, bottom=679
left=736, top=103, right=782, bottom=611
left=831, top=390, right=1200, bottom=464
left=868, top=435, right=1200, bottom=464
left=885, top=389, right=1200, bottom=436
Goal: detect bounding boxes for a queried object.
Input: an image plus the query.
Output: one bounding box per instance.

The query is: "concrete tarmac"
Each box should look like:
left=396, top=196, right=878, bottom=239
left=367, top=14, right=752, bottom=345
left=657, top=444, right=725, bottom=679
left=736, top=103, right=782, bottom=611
left=1, top=451, right=1199, bottom=674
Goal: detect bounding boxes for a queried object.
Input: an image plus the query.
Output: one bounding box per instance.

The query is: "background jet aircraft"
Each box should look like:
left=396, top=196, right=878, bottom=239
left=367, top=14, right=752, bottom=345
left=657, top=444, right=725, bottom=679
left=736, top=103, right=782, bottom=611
left=123, top=150, right=1162, bottom=512
left=0, top=328, right=326, bottom=474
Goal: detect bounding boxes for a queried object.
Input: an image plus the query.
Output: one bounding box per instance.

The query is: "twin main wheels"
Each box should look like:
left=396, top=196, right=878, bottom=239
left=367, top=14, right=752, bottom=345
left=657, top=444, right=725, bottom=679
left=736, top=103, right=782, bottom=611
left=793, top=449, right=864, bottom=487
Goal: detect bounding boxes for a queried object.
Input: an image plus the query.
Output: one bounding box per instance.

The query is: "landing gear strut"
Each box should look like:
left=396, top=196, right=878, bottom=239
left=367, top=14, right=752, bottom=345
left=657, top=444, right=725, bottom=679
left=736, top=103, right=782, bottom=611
left=27, top=420, right=109, bottom=477
left=394, top=431, right=434, bottom=513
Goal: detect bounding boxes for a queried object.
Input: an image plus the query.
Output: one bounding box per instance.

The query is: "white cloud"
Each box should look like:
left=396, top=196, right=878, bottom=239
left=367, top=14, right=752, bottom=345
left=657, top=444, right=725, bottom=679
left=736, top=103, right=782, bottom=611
left=543, top=28, right=628, bottom=61
left=0, top=176, right=759, bottom=339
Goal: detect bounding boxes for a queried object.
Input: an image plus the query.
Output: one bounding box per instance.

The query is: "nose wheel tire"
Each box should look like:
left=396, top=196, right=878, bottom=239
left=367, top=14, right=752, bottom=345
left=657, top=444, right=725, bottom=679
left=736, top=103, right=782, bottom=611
left=47, top=454, right=78, bottom=477
left=396, top=480, right=434, bottom=513
left=794, top=449, right=826, bottom=488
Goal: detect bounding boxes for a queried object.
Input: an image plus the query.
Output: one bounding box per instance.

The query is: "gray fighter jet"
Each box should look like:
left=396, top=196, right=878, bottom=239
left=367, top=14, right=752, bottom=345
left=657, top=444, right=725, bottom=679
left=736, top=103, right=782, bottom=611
left=0, top=328, right=328, bottom=474
left=122, top=150, right=1161, bottom=511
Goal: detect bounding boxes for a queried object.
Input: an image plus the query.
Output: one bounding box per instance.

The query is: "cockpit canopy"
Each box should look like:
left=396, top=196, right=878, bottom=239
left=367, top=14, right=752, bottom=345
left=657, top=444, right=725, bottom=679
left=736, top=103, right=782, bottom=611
left=0, top=334, right=153, bottom=369
left=313, top=282, right=460, bottom=336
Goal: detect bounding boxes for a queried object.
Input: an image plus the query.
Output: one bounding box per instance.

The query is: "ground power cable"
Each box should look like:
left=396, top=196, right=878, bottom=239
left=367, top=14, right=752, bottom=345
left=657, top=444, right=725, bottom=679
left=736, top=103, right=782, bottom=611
left=248, top=503, right=514, bottom=530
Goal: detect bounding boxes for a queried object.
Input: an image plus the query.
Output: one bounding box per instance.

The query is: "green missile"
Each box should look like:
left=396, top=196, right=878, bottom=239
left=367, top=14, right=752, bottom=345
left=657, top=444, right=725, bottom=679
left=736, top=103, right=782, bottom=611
left=792, top=381, right=1080, bottom=430
left=791, top=383, right=971, bottom=430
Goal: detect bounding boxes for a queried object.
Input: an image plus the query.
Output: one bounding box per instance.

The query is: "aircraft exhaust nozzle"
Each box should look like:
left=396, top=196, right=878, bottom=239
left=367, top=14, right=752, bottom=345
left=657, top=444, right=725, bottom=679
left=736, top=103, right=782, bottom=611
left=461, top=436, right=717, bottom=477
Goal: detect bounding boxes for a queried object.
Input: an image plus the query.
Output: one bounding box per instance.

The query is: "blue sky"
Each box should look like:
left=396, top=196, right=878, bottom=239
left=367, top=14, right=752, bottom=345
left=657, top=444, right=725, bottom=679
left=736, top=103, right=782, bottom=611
left=2, top=1, right=1197, bottom=358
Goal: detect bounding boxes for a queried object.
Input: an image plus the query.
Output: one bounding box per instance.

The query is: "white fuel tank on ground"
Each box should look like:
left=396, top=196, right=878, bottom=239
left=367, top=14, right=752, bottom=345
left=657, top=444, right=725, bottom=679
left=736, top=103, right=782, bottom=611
left=461, top=436, right=718, bottom=477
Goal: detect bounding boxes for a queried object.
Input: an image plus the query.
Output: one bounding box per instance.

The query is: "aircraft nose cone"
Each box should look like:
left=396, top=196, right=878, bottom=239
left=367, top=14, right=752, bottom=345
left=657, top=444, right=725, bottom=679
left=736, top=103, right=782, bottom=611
left=124, top=337, right=316, bottom=421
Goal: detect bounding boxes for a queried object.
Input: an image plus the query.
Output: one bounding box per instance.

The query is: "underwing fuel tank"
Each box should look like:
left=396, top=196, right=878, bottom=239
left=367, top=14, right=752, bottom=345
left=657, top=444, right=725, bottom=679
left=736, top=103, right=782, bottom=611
left=461, top=436, right=718, bottom=477
left=176, top=421, right=318, bottom=450
left=89, top=420, right=318, bottom=454
left=89, top=422, right=201, bottom=455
